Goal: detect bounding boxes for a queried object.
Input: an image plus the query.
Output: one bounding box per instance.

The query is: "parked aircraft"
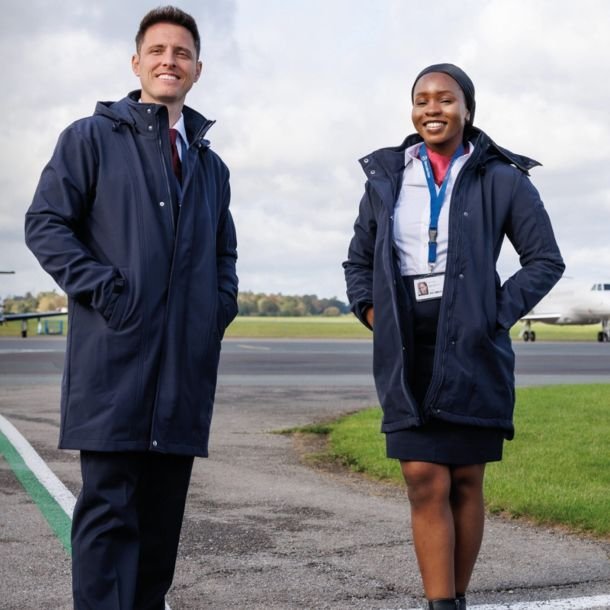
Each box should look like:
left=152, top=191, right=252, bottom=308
left=520, top=280, right=610, bottom=342
left=1, top=270, right=67, bottom=337
left=0, top=308, right=67, bottom=337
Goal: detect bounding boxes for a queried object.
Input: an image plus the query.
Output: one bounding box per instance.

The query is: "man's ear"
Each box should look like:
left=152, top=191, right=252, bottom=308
left=194, top=60, right=203, bottom=82
left=132, top=54, right=141, bottom=77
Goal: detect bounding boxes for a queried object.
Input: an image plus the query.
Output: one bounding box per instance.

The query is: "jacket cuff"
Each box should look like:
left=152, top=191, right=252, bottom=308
left=352, top=301, right=373, bottom=331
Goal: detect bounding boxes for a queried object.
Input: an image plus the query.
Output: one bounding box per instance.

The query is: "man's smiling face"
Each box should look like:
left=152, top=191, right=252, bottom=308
left=132, top=22, right=202, bottom=109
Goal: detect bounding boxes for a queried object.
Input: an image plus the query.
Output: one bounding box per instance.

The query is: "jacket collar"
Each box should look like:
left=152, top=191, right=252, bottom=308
left=360, top=127, right=540, bottom=178
left=94, top=91, right=216, bottom=148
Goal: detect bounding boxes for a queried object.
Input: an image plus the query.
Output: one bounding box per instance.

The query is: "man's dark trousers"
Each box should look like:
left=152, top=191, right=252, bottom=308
left=71, top=450, right=194, bottom=610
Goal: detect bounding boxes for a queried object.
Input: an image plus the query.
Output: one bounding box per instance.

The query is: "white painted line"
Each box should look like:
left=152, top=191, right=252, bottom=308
left=0, top=414, right=174, bottom=610
left=0, top=413, right=76, bottom=517
left=0, top=348, right=63, bottom=353
left=237, top=343, right=272, bottom=351
left=390, top=595, right=610, bottom=610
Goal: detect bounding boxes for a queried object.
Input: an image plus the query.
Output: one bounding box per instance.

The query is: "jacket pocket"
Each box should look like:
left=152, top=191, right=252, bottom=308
left=104, top=274, right=129, bottom=331
left=106, top=291, right=128, bottom=330
left=216, top=292, right=238, bottom=340
left=216, top=294, right=227, bottom=340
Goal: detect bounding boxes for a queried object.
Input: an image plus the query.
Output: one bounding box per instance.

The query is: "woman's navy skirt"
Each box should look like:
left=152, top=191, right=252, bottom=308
left=385, top=276, right=504, bottom=465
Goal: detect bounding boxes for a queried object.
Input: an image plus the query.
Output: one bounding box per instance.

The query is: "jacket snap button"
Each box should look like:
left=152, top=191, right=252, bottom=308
left=363, top=158, right=369, bottom=164
left=370, top=169, right=376, bottom=175
left=463, top=211, right=469, bottom=217
left=147, top=125, right=153, bottom=131
left=459, top=273, right=464, bottom=279
left=147, top=108, right=152, bottom=114
left=159, top=201, right=165, bottom=207
left=152, top=440, right=157, bottom=447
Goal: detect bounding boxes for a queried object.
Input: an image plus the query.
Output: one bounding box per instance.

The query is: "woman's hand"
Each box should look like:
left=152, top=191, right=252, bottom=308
left=365, top=306, right=374, bottom=328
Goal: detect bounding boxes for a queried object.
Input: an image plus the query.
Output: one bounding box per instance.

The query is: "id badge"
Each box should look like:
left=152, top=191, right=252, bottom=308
left=413, top=273, right=445, bottom=301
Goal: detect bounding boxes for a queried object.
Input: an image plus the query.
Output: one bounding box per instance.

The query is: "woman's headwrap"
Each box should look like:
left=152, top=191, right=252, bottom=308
left=411, top=63, right=476, bottom=130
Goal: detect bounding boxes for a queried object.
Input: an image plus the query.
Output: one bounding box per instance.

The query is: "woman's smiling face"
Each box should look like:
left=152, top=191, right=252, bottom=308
left=411, top=72, right=471, bottom=156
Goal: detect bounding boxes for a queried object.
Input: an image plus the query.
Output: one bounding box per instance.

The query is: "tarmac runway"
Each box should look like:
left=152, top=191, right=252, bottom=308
left=0, top=336, right=609, bottom=609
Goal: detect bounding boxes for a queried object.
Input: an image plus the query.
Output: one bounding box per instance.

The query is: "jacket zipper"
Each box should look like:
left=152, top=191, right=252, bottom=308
left=149, top=122, right=180, bottom=449
left=424, top=148, right=482, bottom=412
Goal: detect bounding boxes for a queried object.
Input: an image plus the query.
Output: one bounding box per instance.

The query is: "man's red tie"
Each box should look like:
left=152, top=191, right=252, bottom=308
left=169, top=129, right=182, bottom=183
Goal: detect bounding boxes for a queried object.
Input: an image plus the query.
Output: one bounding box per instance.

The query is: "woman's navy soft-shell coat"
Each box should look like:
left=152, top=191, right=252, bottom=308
left=343, top=129, right=564, bottom=439
left=25, top=91, right=238, bottom=457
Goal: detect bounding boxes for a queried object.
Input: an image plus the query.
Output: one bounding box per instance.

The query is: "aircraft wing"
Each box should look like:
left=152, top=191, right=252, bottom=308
left=520, top=312, right=562, bottom=323
left=1, top=311, right=66, bottom=323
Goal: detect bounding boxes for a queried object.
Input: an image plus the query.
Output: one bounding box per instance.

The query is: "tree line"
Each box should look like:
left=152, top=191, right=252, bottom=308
left=2, top=290, right=67, bottom=313
left=238, top=292, right=349, bottom=316
left=2, top=290, right=350, bottom=317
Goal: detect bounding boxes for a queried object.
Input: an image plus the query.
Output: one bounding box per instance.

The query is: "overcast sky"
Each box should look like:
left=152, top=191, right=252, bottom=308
left=1, top=0, right=609, bottom=302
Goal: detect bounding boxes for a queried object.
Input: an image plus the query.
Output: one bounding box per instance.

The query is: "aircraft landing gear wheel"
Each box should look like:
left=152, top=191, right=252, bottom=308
left=530, top=331, right=536, bottom=342
left=523, top=330, right=530, bottom=342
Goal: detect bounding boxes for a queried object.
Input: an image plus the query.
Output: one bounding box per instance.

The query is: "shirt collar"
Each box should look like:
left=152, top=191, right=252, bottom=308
left=171, top=114, right=188, bottom=148
left=405, top=140, right=475, bottom=163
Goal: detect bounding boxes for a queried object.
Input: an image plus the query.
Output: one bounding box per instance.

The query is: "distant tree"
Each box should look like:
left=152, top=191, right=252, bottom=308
left=3, top=292, right=37, bottom=313
left=322, top=306, right=341, bottom=317
left=233, top=290, right=348, bottom=317
left=37, top=290, right=67, bottom=311
left=257, top=296, right=280, bottom=316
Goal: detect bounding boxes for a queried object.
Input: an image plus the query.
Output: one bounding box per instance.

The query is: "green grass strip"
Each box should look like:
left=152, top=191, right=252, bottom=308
left=0, top=429, right=72, bottom=553
left=305, top=384, right=610, bottom=537
left=0, top=314, right=604, bottom=341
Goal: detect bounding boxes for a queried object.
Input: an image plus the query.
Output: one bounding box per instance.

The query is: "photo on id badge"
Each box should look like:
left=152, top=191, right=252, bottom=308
left=414, top=273, right=445, bottom=301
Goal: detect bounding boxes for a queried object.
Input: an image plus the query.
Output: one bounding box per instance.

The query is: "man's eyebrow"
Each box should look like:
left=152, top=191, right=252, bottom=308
left=146, top=43, right=193, bottom=56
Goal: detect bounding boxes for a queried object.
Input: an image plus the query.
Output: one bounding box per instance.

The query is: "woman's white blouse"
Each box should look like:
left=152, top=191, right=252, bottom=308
left=393, top=142, right=474, bottom=276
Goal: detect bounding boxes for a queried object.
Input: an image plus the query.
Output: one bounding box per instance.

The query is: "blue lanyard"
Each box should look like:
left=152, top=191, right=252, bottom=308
left=419, top=143, right=464, bottom=268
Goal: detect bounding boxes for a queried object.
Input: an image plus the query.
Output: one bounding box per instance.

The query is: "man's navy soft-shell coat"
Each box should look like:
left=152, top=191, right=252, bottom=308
left=343, top=129, right=564, bottom=439
left=25, top=91, right=238, bottom=457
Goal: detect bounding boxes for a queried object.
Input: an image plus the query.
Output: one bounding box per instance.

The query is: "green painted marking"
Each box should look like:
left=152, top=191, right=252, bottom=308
left=0, top=429, right=72, bottom=554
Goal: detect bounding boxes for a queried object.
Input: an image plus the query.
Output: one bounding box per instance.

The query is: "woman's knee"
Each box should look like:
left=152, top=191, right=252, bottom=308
left=401, top=461, right=451, bottom=507
left=450, top=464, right=486, bottom=503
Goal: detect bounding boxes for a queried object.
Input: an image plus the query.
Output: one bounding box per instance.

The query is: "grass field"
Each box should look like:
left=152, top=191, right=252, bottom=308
left=227, top=317, right=604, bottom=341
left=0, top=313, right=604, bottom=341
left=295, top=384, right=610, bottom=538
left=0, top=316, right=67, bottom=337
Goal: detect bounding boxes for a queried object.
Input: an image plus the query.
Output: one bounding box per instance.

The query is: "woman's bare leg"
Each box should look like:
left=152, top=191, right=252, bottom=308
left=450, top=463, right=486, bottom=595
left=401, top=461, right=455, bottom=600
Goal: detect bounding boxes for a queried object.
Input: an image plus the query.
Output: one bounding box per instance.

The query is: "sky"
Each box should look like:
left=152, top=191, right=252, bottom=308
left=1, top=0, right=609, bottom=302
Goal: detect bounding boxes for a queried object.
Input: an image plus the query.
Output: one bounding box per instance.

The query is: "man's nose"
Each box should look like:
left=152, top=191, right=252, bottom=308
left=161, top=50, right=177, bottom=65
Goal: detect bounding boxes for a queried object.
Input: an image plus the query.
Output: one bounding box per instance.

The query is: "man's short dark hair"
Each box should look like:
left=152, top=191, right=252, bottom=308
left=136, top=6, right=201, bottom=58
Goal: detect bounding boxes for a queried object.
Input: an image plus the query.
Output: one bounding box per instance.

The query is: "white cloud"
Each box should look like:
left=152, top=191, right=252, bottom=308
left=2, top=0, right=610, bottom=301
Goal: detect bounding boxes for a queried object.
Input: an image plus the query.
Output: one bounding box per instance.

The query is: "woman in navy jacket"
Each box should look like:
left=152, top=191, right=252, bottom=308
left=343, top=64, right=564, bottom=610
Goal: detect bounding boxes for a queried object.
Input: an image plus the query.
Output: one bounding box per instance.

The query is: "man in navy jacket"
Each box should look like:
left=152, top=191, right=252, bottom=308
left=25, top=6, right=238, bottom=608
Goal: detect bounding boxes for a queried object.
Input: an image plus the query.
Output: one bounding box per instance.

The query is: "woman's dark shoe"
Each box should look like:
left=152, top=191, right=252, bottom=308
left=427, top=599, right=458, bottom=610
left=456, top=594, right=467, bottom=610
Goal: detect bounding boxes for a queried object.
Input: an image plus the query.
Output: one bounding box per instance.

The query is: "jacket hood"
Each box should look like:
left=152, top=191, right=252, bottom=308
left=94, top=90, right=215, bottom=145
left=361, top=127, right=540, bottom=177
